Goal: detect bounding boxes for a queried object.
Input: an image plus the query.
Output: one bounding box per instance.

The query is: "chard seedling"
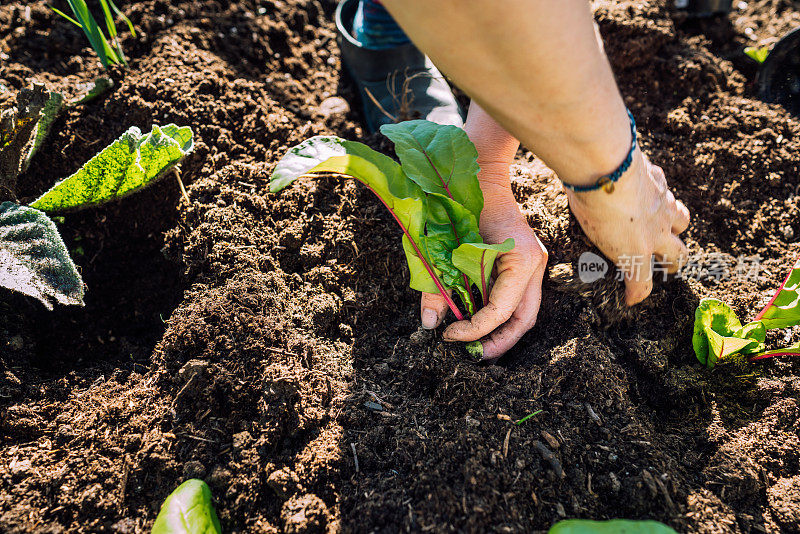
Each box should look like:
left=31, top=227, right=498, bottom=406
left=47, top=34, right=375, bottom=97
left=50, top=0, right=135, bottom=68
left=693, top=258, right=800, bottom=367
left=0, top=85, right=193, bottom=309
left=693, top=299, right=764, bottom=368
left=270, top=120, right=515, bottom=358
left=151, top=479, right=222, bottom=534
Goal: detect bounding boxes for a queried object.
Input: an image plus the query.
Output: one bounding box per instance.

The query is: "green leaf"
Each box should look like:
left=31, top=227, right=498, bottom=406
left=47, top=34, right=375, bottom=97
left=750, top=340, right=800, bottom=361
left=22, top=90, right=64, bottom=172
left=0, top=201, right=83, bottom=309
left=548, top=519, right=678, bottom=534
left=452, top=239, right=515, bottom=305
left=466, top=340, right=483, bottom=360
left=744, top=46, right=770, bottom=64
left=424, top=194, right=482, bottom=313
left=1, top=85, right=53, bottom=190
left=755, top=258, right=800, bottom=329
left=151, top=479, right=222, bottom=534
left=30, top=124, right=194, bottom=213
left=380, top=120, right=483, bottom=222
left=693, top=298, right=761, bottom=368
left=734, top=321, right=766, bottom=354
left=270, top=135, right=443, bottom=296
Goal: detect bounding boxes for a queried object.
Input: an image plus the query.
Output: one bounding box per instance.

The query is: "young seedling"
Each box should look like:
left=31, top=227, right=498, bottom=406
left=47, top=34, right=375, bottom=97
left=0, top=85, right=194, bottom=309
left=270, top=120, right=515, bottom=358
left=50, top=0, right=136, bottom=68
left=151, top=479, right=222, bottom=534
left=744, top=46, right=770, bottom=64
left=693, top=258, right=800, bottom=367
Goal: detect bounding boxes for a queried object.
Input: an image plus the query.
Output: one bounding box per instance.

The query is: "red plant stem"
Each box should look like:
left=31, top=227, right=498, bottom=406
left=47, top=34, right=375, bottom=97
left=357, top=179, right=465, bottom=321
left=411, top=142, right=476, bottom=313
left=749, top=351, right=800, bottom=362
left=480, top=249, right=489, bottom=307
left=754, top=263, right=795, bottom=322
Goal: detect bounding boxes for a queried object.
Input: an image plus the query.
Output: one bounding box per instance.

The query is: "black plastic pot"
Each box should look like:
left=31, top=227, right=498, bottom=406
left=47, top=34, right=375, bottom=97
left=757, top=27, right=800, bottom=116
left=673, top=0, right=733, bottom=16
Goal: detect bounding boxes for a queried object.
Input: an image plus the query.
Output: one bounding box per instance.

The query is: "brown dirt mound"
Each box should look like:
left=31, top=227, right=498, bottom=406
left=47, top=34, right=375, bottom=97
left=3, top=0, right=800, bottom=532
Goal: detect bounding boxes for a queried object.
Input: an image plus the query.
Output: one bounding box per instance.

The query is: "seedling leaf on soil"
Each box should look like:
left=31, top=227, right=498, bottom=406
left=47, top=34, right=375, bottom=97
left=0, top=85, right=194, bottom=309
left=1, top=85, right=52, bottom=194
left=754, top=258, right=800, bottom=329
left=693, top=298, right=764, bottom=368
left=151, top=479, right=222, bottom=534
left=693, top=260, right=800, bottom=367
left=30, top=124, right=194, bottom=213
left=0, top=201, right=83, bottom=309
left=548, top=519, right=678, bottom=534
left=270, top=122, right=516, bottom=357
left=2, top=82, right=115, bottom=193
left=744, top=46, right=770, bottom=64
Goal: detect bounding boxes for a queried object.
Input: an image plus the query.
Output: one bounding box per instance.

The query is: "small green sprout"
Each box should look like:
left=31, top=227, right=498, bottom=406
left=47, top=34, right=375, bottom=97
left=514, top=410, right=543, bottom=425
left=744, top=46, right=770, bottom=64
left=50, top=0, right=136, bottom=68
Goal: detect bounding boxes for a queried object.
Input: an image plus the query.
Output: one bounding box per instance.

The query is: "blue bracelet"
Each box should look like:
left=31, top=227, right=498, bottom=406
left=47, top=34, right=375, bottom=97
left=562, top=108, right=637, bottom=194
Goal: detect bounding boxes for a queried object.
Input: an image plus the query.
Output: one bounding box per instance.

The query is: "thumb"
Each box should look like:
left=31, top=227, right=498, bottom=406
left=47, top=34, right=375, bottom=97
left=421, top=291, right=450, bottom=329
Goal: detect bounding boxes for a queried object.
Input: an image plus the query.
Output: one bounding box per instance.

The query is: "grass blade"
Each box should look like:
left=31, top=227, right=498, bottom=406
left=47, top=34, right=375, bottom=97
left=107, top=0, right=136, bottom=37
left=49, top=6, right=82, bottom=28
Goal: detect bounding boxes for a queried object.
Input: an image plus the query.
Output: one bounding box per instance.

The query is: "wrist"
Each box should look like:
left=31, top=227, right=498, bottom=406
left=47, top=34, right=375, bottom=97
left=566, top=147, right=645, bottom=210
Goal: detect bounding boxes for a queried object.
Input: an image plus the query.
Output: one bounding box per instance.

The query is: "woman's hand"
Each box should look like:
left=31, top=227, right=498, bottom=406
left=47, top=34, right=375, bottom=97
left=565, top=149, right=690, bottom=305
left=419, top=102, right=547, bottom=360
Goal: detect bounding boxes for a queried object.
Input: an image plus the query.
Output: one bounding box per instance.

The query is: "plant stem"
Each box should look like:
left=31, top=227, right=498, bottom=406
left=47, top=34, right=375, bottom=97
left=754, top=262, right=796, bottom=321
left=359, top=180, right=464, bottom=321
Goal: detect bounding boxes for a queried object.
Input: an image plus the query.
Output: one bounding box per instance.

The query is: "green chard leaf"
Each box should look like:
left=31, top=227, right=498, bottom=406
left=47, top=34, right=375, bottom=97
left=30, top=124, right=194, bottom=213
left=0, top=201, right=83, bottom=309
left=548, top=519, right=678, bottom=534
left=693, top=298, right=764, bottom=368
left=452, top=239, right=515, bottom=306
left=380, top=120, right=483, bottom=221
left=151, top=479, right=222, bottom=534
left=424, top=194, right=483, bottom=313
left=270, top=135, right=446, bottom=297
left=754, top=258, right=800, bottom=329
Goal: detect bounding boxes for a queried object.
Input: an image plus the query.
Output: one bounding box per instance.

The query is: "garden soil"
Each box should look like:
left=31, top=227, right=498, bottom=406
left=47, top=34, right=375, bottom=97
left=3, top=0, right=800, bottom=532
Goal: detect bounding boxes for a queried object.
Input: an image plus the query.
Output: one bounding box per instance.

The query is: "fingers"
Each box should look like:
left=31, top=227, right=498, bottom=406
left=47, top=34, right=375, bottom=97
left=622, top=254, right=653, bottom=306
left=656, top=234, right=690, bottom=274
left=420, top=291, right=450, bottom=329
left=480, top=275, right=544, bottom=360
left=672, top=200, right=690, bottom=234
left=443, top=266, right=530, bottom=342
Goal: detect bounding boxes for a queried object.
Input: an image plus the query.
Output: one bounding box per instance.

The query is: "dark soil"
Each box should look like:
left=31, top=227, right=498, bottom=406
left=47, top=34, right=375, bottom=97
left=3, top=0, right=800, bottom=532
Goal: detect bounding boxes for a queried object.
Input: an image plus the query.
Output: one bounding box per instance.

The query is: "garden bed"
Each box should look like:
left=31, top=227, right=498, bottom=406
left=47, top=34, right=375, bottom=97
left=3, top=0, right=800, bottom=532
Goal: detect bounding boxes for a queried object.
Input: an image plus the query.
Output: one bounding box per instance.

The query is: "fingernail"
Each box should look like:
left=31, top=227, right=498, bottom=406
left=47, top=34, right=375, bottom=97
left=421, top=308, right=438, bottom=329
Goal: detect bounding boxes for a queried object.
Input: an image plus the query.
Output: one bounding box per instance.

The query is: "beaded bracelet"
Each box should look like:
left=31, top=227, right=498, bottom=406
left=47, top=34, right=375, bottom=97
left=562, top=108, right=637, bottom=194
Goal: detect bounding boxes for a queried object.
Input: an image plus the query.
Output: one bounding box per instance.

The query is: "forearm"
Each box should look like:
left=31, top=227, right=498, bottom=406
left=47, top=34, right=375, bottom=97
left=380, top=0, right=630, bottom=187
left=464, top=102, right=520, bottom=225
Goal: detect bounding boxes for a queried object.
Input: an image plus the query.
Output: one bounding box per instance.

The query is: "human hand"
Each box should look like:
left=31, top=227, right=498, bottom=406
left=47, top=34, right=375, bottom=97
left=565, top=148, right=690, bottom=305
left=420, top=167, right=548, bottom=360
